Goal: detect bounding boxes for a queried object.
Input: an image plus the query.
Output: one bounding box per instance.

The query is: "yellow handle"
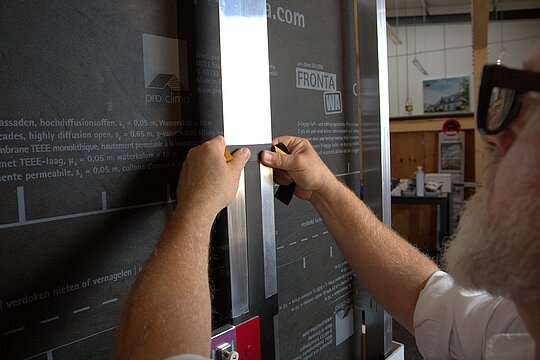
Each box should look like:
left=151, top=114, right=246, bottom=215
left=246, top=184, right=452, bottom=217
left=224, top=148, right=234, bottom=162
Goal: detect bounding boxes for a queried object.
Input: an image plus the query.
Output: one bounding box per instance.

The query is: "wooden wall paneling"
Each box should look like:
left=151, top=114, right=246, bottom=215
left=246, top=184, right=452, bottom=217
left=390, top=128, right=475, bottom=250
left=391, top=204, right=437, bottom=249
left=390, top=132, right=438, bottom=179
left=390, top=131, right=439, bottom=250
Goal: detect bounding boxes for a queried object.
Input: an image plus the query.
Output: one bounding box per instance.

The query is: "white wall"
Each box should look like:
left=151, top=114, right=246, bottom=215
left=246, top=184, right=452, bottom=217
left=387, top=18, right=540, bottom=118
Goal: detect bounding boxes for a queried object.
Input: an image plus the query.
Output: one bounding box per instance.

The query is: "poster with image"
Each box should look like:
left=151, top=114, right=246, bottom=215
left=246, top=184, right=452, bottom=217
left=440, top=142, right=463, bottom=171
left=423, top=76, right=470, bottom=114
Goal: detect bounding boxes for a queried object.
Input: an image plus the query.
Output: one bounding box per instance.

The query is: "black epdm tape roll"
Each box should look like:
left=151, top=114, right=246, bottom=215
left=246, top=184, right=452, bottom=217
left=272, top=143, right=296, bottom=206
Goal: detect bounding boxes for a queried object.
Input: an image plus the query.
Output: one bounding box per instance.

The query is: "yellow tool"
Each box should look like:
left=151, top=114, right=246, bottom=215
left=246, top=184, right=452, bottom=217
left=224, top=147, right=234, bottom=162
left=272, top=143, right=288, bottom=155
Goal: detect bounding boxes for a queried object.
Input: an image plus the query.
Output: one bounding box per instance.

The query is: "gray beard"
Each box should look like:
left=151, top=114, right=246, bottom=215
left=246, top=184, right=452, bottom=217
left=443, top=152, right=540, bottom=304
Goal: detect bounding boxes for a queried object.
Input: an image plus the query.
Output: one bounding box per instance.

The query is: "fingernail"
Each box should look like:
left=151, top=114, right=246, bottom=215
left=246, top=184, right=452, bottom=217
left=241, top=147, right=251, bottom=159
left=261, top=151, right=274, bottom=164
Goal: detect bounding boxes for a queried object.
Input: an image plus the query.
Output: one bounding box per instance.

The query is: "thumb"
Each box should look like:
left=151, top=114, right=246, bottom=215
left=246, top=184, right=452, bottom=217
left=260, top=150, right=294, bottom=171
left=229, top=147, right=251, bottom=171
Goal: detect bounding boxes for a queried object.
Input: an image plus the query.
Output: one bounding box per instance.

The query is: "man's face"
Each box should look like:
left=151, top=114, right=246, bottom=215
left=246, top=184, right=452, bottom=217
left=443, top=41, right=540, bottom=304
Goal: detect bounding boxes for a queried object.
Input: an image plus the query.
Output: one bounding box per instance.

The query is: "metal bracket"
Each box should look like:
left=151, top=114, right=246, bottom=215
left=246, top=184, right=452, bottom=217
left=211, top=325, right=238, bottom=360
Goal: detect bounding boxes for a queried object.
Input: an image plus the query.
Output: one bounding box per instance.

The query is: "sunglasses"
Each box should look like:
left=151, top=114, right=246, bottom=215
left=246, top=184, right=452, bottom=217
left=477, top=64, right=540, bottom=135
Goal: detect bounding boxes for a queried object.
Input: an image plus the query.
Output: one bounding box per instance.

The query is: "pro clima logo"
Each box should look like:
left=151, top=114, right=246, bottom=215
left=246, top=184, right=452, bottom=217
left=142, top=33, right=189, bottom=91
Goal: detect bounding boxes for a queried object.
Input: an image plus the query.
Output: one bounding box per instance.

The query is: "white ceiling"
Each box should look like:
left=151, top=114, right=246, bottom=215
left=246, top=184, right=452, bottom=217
left=386, top=0, right=540, bottom=17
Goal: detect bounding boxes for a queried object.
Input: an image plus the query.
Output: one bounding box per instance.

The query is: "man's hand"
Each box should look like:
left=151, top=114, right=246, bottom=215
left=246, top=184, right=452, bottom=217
left=260, top=136, right=335, bottom=201
left=116, top=136, right=249, bottom=360
left=177, top=136, right=250, bottom=217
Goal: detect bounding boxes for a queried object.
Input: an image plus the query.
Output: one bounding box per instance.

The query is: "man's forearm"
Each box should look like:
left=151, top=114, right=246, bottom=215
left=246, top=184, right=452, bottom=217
left=115, top=208, right=214, bottom=359
left=311, top=177, right=439, bottom=333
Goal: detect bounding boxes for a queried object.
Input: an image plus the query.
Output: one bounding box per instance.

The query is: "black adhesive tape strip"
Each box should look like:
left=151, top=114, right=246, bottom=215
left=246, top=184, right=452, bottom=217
left=272, top=143, right=296, bottom=206
left=273, top=142, right=289, bottom=155
left=275, top=183, right=295, bottom=206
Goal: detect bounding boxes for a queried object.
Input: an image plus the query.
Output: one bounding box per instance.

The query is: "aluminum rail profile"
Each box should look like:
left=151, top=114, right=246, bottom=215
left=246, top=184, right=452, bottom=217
left=226, top=171, right=249, bottom=317
left=259, top=162, right=277, bottom=299
left=218, top=0, right=277, bottom=321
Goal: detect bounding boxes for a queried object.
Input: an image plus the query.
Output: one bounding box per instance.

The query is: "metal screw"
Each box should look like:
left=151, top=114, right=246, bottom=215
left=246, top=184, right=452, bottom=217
left=221, top=349, right=239, bottom=360
left=215, top=344, right=240, bottom=360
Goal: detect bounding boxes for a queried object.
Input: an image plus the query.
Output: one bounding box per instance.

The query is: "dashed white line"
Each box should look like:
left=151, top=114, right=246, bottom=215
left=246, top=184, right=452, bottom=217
left=4, top=327, right=25, bottom=336
left=336, top=170, right=361, bottom=177
left=323, top=231, right=329, bottom=235
left=277, top=245, right=285, bottom=250
left=73, top=306, right=90, bottom=314
left=40, top=316, right=59, bottom=324
left=311, top=234, right=319, bottom=238
left=303, top=257, right=306, bottom=269
left=102, top=298, right=118, bottom=305
left=289, top=241, right=297, bottom=246
left=300, top=237, right=308, bottom=242
left=4, top=297, right=120, bottom=340
left=330, top=290, right=353, bottom=304
left=330, top=246, right=333, bottom=258
left=1, top=186, right=176, bottom=230
left=24, top=326, right=117, bottom=359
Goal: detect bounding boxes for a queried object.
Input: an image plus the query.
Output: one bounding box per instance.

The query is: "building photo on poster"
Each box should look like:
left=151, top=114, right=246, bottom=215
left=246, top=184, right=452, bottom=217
left=423, top=76, right=470, bottom=115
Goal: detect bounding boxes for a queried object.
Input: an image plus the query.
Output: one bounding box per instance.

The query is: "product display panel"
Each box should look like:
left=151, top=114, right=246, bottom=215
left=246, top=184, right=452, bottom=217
left=0, top=1, right=383, bottom=359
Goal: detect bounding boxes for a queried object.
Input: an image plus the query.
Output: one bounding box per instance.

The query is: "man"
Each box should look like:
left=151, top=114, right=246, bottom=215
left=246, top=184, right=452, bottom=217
left=116, top=42, right=540, bottom=359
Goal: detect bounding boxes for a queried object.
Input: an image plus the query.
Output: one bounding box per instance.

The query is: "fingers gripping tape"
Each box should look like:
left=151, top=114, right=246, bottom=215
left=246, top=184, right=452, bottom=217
left=225, top=144, right=295, bottom=205
left=272, top=143, right=296, bottom=206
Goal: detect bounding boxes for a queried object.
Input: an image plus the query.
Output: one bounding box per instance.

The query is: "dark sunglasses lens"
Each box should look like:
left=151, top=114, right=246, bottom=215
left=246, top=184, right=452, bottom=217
left=487, top=87, right=516, bottom=132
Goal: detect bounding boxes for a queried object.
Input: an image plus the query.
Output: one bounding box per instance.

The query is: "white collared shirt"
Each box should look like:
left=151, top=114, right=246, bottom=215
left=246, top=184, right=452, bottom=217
left=165, top=355, right=209, bottom=360
left=414, top=271, right=534, bottom=359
